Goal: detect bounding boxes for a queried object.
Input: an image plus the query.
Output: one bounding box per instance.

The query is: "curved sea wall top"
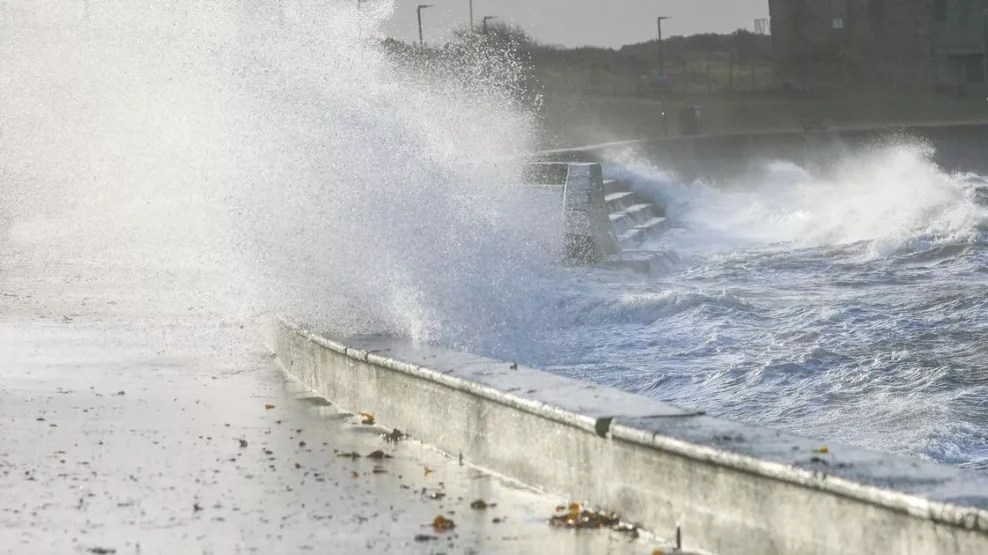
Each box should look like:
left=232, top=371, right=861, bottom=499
left=267, top=316, right=988, bottom=555
left=532, top=122, right=988, bottom=185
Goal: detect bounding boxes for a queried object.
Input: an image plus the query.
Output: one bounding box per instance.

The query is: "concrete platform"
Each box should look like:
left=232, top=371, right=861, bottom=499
left=0, top=218, right=657, bottom=555
left=268, top=317, right=988, bottom=555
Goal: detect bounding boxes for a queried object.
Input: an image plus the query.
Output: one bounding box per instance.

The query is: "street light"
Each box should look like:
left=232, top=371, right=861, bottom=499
left=983, top=9, right=988, bottom=83
left=469, top=0, right=474, bottom=30
left=417, top=4, right=433, bottom=47
left=657, top=16, right=671, bottom=77
left=482, top=15, right=498, bottom=35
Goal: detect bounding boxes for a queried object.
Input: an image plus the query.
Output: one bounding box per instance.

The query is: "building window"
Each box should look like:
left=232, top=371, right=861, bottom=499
left=935, top=0, right=948, bottom=22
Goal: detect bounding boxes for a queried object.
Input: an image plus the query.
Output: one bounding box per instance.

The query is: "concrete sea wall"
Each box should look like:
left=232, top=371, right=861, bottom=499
left=524, top=162, right=618, bottom=263
left=523, top=161, right=667, bottom=263
left=534, top=122, right=988, bottom=184
left=267, top=316, right=988, bottom=555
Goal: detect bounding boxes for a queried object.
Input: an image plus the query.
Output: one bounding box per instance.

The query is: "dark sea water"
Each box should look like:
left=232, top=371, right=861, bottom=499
left=508, top=143, right=988, bottom=471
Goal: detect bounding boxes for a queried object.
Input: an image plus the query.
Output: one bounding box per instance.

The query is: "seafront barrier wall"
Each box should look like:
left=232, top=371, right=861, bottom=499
left=266, top=316, right=988, bottom=555
left=533, top=122, right=988, bottom=184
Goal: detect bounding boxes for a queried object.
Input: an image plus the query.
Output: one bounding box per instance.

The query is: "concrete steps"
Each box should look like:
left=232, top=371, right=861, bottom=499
left=636, top=216, right=668, bottom=233
left=603, top=180, right=667, bottom=249
left=616, top=228, right=643, bottom=248
left=604, top=191, right=634, bottom=212
left=609, top=203, right=653, bottom=235
left=602, top=179, right=622, bottom=195
left=520, top=163, right=668, bottom=263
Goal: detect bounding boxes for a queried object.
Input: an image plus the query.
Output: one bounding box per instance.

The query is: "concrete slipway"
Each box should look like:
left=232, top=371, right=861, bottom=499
left=268, top=316, right=988, bottom=555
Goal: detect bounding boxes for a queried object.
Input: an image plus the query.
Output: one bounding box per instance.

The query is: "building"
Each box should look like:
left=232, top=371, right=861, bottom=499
left=936, top=0, right=988, bottom=84
left=768, top=0, right=988, bottom=88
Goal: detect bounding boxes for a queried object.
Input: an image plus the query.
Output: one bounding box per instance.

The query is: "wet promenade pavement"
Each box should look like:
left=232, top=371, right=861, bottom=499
left=0, top=218, right=655, bottom=554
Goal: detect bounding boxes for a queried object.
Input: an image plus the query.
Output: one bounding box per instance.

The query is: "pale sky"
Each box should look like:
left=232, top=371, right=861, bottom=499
left=383, top=0, right=771, bottom=48
left=0, top=1, right=769, bottom=48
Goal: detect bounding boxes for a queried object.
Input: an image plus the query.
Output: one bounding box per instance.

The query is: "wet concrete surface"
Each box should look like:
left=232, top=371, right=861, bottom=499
left=0, top=218, right=662, bottom=554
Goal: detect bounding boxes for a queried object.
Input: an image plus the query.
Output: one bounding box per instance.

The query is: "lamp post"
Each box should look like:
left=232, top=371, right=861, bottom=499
left=417, top=4, right=433, bottom=46
left=983, top=9, right=988, bottom=83
left=482, top=15, right=498, bottom=34
left=470, top=0, right=474, bottom=30
left=657, top=16, right=670, bottom=76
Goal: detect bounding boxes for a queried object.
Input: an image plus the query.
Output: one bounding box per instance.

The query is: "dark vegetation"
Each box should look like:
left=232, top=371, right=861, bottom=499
left=380, top=23, right=988, bottom=139
left=382, top=22, right=777, bottom=101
